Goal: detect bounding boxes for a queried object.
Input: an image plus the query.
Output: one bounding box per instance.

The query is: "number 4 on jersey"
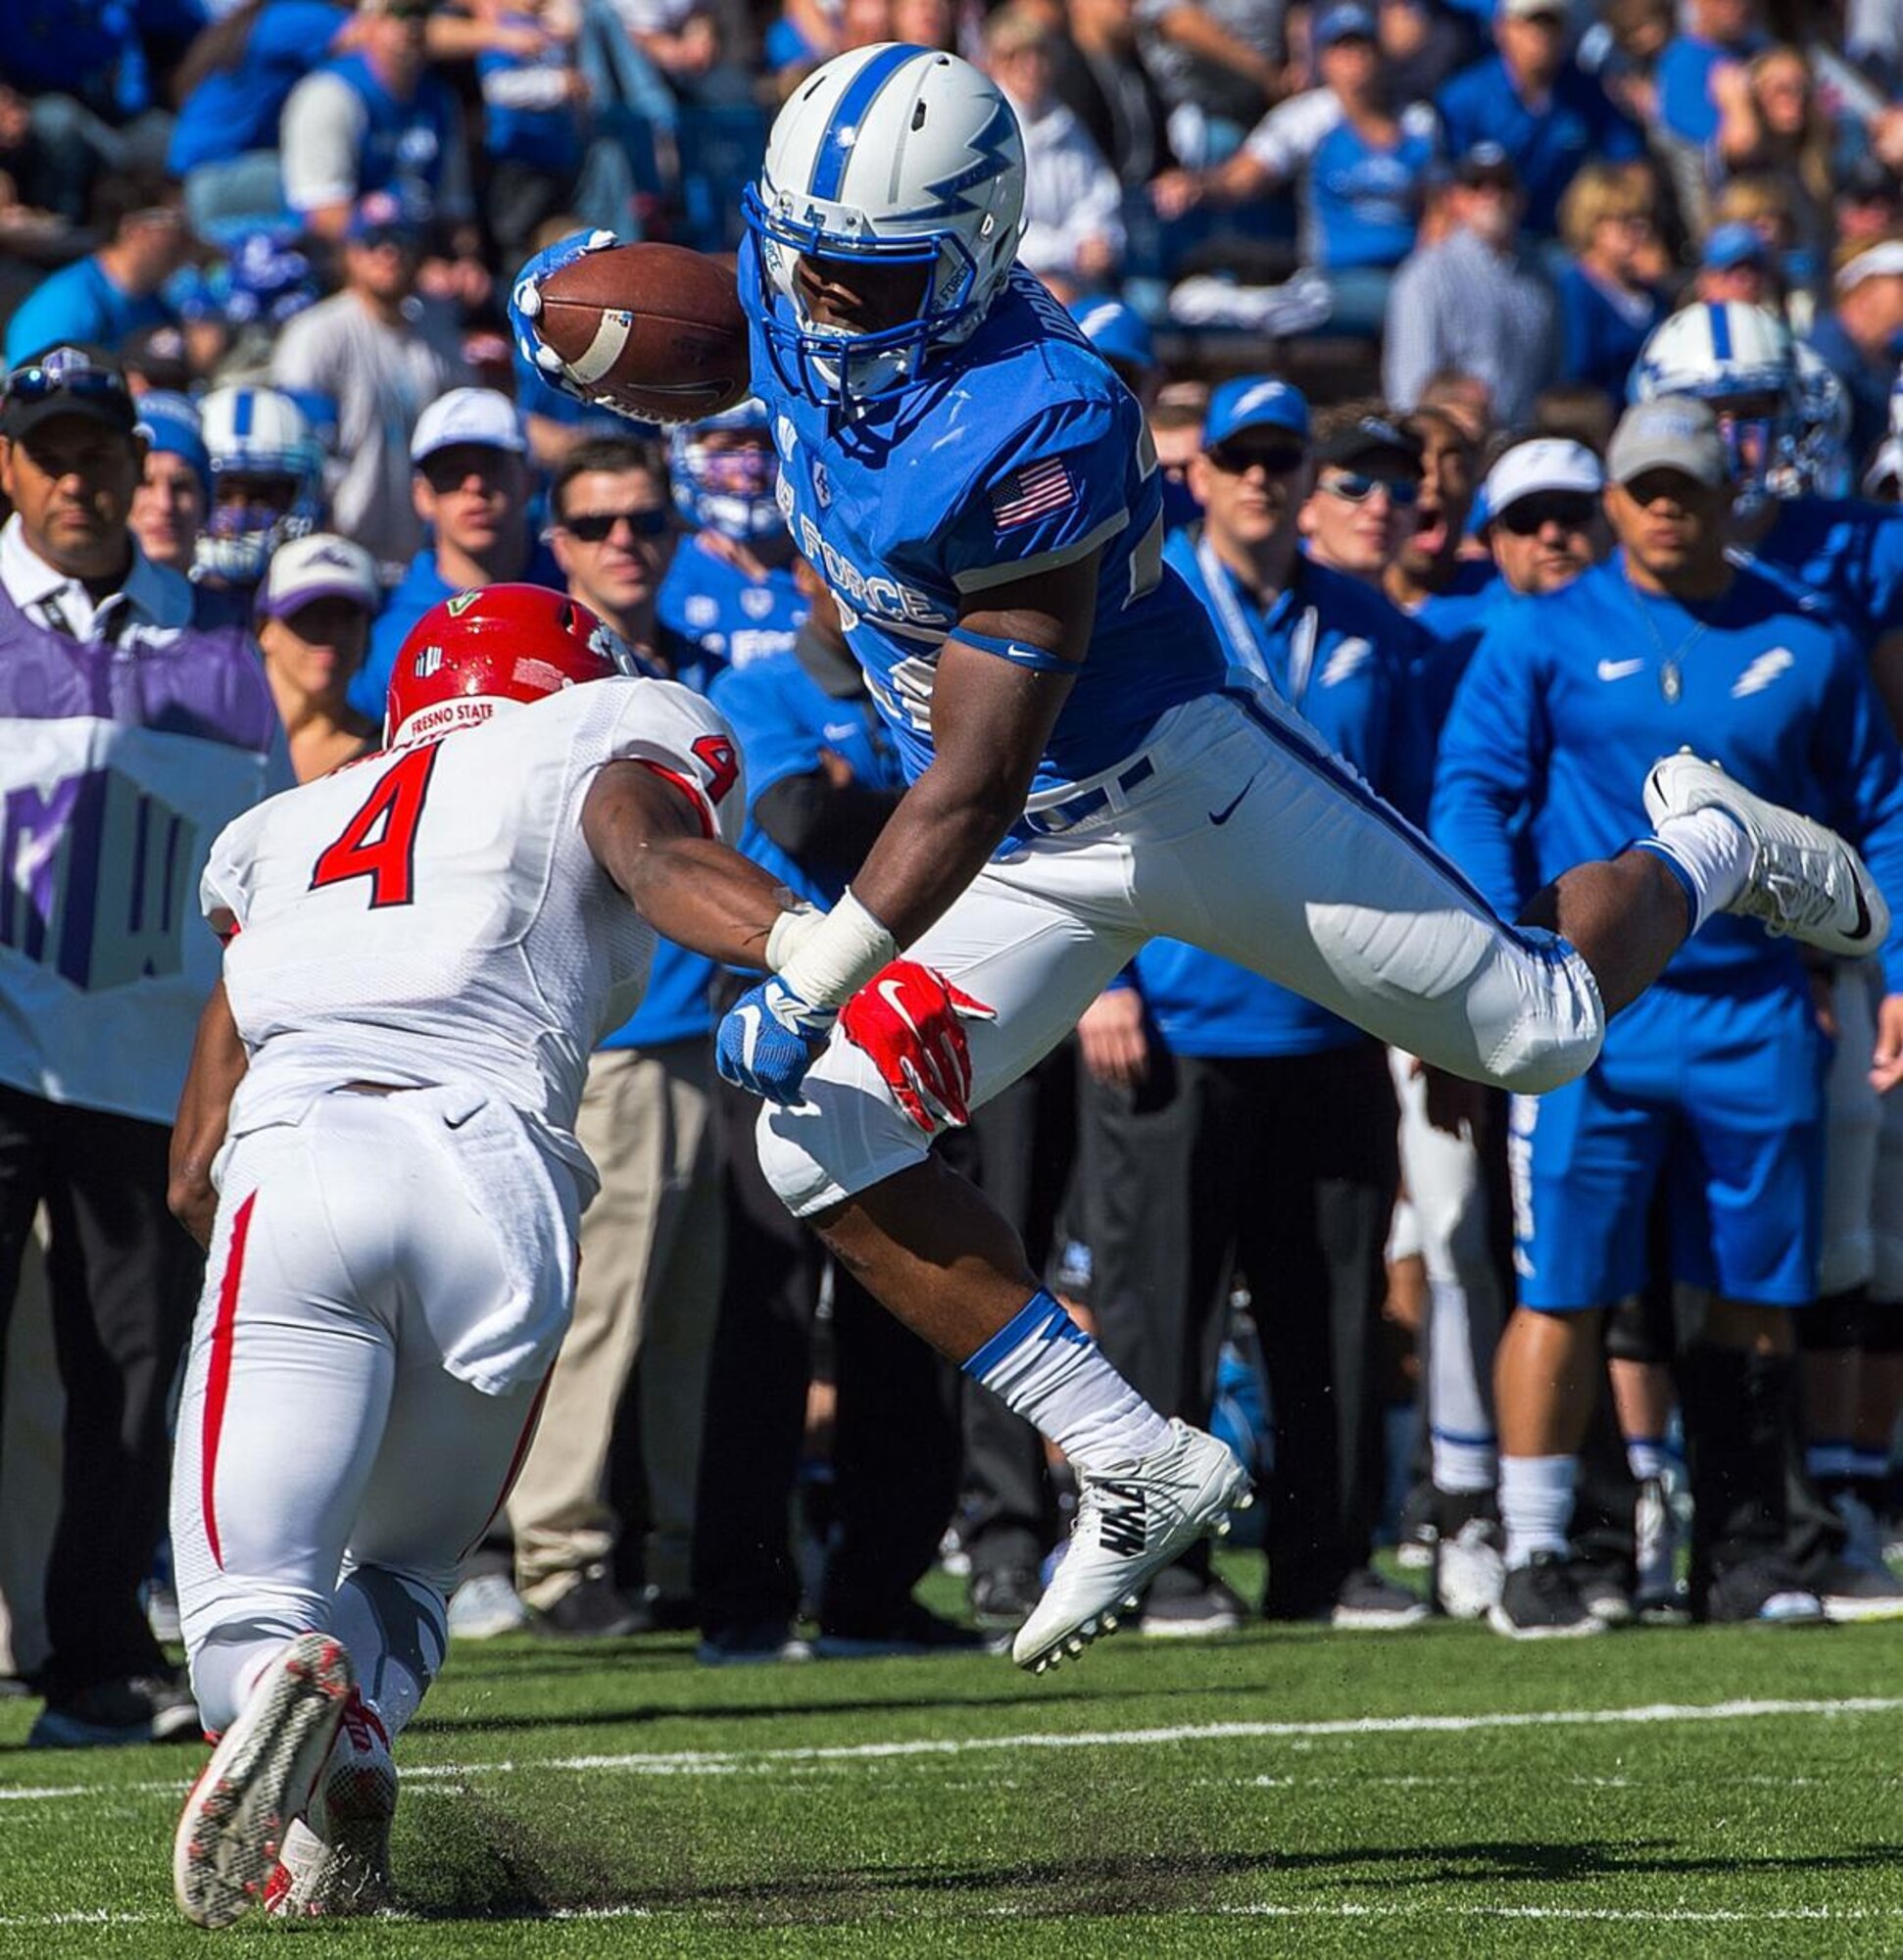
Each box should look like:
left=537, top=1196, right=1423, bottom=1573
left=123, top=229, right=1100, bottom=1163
left=310, top=745, right=440, bottom=907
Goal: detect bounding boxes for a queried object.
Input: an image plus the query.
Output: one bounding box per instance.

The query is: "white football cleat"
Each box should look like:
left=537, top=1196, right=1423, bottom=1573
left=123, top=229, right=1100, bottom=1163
left=266, top=1687, right=398, bottom=1918
left=172, top=1633, right=353, bottom=1930
left=1643, top=751, right=1889, bottom=957
left=1012, top=1420, right=1252, bottom=1673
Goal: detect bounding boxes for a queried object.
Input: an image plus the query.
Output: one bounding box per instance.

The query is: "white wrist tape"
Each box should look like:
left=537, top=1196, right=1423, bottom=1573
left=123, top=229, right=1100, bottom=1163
left=764, top=902, right=825, bottom=972
left=777, top=889, right=899, bottom=1008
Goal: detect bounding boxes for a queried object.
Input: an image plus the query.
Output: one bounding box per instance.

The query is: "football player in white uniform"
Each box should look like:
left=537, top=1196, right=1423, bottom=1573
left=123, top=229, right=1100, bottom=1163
left=164, top=584, right=979, bottom=1928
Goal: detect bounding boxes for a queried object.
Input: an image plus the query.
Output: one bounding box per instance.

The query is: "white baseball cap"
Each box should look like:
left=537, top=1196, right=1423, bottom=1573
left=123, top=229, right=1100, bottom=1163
left=1483, top=438, right=1604, bottom=519
left=257, top=532, right=380, bottom=619
left=1836, top=238, right=1903, bottom=292
left=410, top=386, right=526, bottom=463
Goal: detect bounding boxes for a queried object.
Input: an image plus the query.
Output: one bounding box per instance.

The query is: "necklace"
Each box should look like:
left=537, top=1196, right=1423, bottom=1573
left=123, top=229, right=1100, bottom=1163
left=1622, top=563, right=1712, bottom=706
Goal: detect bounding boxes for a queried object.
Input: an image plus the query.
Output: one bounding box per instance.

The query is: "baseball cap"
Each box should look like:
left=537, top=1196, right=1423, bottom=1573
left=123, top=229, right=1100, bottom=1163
left=257, top=533, right=380, bottom=620
left=1069, top=297, right=1155, bottom=374
left=134, top=390, right=212, bottom=495
left=1837, top=238, right=1903, bottom=292
left=1455, top=140, right=1519, bottom=188
left=1203, top=376, right=1309, bottom=448
left=1838, top=156, right=1900, bottom=205
left=2, top=343, right=138, bottom=442
left=1313, top=412, right=1422, bottom=470
left=1702, top=221, right=1771, bottom=271
left=346, top=189, right=423, bottom=247
left=1496, top=0, right=1567, bottom=19
left=1483, top=437, right=1603, bottom=519
left=1605, top=398, right=1729, bottom=488
left=1314, top=3, right=1377, bottom=47
left=411, top=386, right=527, bottom=463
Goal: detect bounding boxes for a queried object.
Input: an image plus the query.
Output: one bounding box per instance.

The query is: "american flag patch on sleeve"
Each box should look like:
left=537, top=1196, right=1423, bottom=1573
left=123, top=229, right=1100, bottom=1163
left=989, top=457, right=1076, bottom=531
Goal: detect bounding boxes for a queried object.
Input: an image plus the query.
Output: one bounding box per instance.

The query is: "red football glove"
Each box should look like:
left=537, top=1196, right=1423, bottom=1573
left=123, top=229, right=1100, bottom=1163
left=839, top=960, right=997, bottom=1134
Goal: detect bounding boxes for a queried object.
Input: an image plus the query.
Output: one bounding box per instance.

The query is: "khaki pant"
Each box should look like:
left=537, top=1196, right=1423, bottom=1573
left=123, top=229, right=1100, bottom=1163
left=509, top=1044, right=723, bottom=1607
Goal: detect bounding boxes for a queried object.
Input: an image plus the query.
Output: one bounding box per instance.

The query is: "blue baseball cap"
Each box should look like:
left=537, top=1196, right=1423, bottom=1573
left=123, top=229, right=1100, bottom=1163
left=1069, top=297, right=1155, bottom=374
left=346, top=189, right=424, bottom=246
left=1314, top=3, right=1377, bottom=46
left=1703, top=221, right=1770, bottom=271
left=1203, top=376, right=1310, bottom=449
left=134, top=389, right=212, bottom=495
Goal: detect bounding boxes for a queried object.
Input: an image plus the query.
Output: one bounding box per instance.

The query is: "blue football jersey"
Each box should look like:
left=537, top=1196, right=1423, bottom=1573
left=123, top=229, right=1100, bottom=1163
left=658, top=533, right=807, bottom=672
left=742, top=240, right=1225, bottom=796
left=1742, top=496, right=1903, bottom=643
left=711, top=648, right=903, bottom=908
left=1431, top=553, right=1903, bottom=994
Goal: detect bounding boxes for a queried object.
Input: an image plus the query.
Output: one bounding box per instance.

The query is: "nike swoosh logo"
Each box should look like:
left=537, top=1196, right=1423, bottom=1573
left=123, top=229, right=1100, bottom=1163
left=877, top=977, right=919, bottom=1030
left=1208, top=774, right=1259, bottom=826
left=1597, top=659, right=1644, bottom=681
left=1852, top=881, right=1873, bottom=943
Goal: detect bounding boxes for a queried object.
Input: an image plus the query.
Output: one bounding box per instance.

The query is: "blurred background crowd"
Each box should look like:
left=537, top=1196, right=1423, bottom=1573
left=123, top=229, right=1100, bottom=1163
left=2, top=0, right=1903, bottom=1749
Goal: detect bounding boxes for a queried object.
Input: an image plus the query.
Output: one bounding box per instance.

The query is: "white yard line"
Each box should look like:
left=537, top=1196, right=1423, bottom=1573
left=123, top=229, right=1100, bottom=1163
left=0, top=1694, right=1895, bottom=1814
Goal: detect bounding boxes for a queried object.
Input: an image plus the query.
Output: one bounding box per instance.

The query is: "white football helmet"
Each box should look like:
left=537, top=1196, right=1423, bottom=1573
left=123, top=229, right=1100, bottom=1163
left=196, top=383, right=324, bottom=583
left=1629, top=301, right=1796, bottom=503
left=744, top=43, right=1026, bottom=411
left=670, top=397, right=784, bottom=543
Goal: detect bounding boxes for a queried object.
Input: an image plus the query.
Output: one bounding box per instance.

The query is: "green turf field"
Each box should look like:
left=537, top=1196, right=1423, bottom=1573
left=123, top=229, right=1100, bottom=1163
left=3, top=1556, right=1900, bottom=1960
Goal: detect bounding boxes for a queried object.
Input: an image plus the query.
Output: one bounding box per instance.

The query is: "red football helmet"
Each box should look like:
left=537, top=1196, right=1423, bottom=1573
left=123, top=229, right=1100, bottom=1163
left=384, top=584, right=641, bottom=748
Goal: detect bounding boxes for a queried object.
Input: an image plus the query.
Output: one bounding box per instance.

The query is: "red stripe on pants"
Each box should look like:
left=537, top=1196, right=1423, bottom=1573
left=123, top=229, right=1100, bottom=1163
left=201, top=1192, right=258, bottom=1571
left=460, top=1369, right=554, bottom=1563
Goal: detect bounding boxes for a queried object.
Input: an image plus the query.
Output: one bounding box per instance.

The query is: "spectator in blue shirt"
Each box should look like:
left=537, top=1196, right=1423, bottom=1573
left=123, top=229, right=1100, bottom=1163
left=1693, top=219, right=1781, bottom=312
left=1554, top=160, right=1670, bottom=404
left=1152, top=4, right=1440, bottom=333
left=1654, top=0, right=1767, bottom=149
left=168, top=0, right=354, bottom=232
left=350, top=387, right=561, bottom=717
left=3, top=171, right=191, bottom=367
left=1808, top=238, right=1903, bottom=473
left=477, top=3, right=588, bottom=262
left=279, top=0, right=471, bottom=244
left=1437, top=0, right=1642, bottom=241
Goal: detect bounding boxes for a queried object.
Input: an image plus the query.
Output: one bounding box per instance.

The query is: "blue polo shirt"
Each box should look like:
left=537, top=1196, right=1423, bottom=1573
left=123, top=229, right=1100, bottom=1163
left=1557, top=262, right=1664, bottom=402
left=169, top=0, right=349, bottom=172
left=1655, top=32, right=1766, bottom=147
left=3, top=257, right=173, bottom=366
left=1436, top=55, right=1642, bottom=238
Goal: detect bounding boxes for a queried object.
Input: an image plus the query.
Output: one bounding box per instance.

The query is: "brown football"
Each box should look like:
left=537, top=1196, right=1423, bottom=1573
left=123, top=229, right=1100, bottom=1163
left=533, top=242, right=751, bottom=424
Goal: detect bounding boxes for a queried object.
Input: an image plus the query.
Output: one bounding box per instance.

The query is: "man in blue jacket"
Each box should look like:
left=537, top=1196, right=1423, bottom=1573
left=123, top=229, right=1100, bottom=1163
left=1082, top=377, right=1431, bottom=1632
left=1433, top=398, right=1903, bottom=1637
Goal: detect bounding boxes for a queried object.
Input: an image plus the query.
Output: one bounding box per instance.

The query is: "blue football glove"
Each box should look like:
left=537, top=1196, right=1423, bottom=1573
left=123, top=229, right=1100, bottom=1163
left=716, top=977, right=841, bottom=1107
left=508, top=227, right=620, bottom=407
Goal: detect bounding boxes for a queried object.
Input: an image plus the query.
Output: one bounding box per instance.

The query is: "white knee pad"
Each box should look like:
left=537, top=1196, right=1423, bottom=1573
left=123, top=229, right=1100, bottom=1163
left=1471, top=931, right=1607, bottom=1096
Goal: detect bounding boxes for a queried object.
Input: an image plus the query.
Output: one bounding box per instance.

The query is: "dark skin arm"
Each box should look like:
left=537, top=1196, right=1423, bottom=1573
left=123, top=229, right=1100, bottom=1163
left=846, top=551, right=1097, bottom=946
left=581, top=759, right=796, bottom=967
left=170, top=978, right=248, bottom=1251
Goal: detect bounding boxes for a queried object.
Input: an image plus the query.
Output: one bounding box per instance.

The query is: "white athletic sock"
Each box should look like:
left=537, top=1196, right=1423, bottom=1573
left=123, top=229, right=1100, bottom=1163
left=1432, top=1432, right=1499, bottom=1495
left=1498, top=1453, right=1577, bottom=1570
left=964, top=1292, right=1170, bottom=1473
left=1626, top=1436, right=1672, bottom=1485
left=1636, top=808, right=1752, bottom=934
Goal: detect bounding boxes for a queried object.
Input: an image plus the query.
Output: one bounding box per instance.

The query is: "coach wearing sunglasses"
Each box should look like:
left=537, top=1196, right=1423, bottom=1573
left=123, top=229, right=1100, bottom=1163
left=1078, top=375, right=1434, bottom=1636
left=349, top=385, right=562, bottom=719
left=0, top=344, right=286, bottom=1746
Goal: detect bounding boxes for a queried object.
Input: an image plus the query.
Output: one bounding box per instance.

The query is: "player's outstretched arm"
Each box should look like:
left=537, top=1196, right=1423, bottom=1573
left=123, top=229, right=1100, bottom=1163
left=582, top=758, right=794, bottom=967
left=170, top=980, right=248, bottom=1251
left=845, top=553, right=1096, bottom=949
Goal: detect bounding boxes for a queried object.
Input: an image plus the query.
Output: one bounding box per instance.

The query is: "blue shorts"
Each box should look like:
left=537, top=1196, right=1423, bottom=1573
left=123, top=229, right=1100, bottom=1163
left=1509, top=978, right=1827, bottom=1311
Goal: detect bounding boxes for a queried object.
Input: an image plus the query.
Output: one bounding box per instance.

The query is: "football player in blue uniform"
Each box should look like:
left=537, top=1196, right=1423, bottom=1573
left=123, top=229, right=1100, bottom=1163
left=1633, top=300, right=1903, bottom=1593
left=513, top=43, right=1889, bottom=1673
left=659, top=398, right=808, bottom=672
left=1434, top=397, right=1903, bottom=1637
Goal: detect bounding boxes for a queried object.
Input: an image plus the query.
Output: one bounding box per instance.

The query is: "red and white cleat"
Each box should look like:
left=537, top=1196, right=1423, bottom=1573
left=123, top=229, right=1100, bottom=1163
left=171, top=1633, right=353, bottom=1930
left=266, top=1686, right=398, bottom=1917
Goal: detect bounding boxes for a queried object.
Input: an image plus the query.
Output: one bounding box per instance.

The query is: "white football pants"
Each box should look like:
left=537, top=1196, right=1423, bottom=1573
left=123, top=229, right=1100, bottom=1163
left=171, top=1092, right=552, bottom=1737
left=760, top=690, right=1607, bottom=1216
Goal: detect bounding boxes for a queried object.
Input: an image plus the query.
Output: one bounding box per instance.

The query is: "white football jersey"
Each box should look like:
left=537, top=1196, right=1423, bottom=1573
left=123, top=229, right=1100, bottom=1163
left=202, top=678, right=744, bottom=1190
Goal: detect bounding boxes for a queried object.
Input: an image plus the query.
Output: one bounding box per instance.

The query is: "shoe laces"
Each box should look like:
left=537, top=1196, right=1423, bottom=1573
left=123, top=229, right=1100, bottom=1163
left=1738, top=850, right=1844, bottom=939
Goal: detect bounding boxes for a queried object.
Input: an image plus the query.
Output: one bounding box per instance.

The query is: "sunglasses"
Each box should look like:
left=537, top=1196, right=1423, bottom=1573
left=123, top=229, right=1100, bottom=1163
left=4, top=363, right=129, bottom=405
left=561, top=508, right=671, bottom=543
left=1208, top=440, right=1307, bottom=476
left=1319, top=470, right=1420, bottom=507
left=1495, top=493, right=1597, bottom=536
